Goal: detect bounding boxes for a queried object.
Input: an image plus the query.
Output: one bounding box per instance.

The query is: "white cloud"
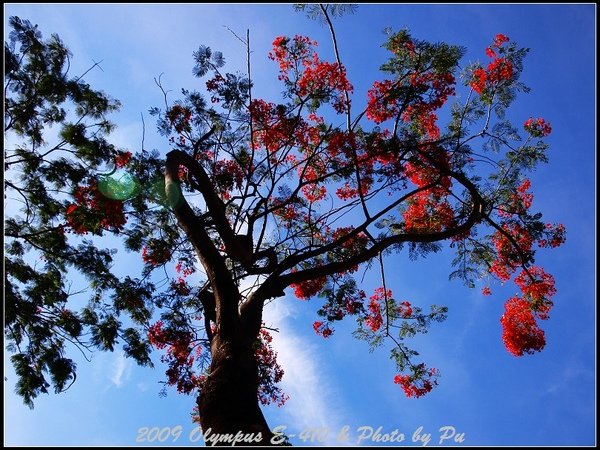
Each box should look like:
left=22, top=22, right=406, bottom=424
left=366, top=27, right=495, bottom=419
left=263, top=298, right=348, bottom=445
left=109, top=352, right=132, bottom=388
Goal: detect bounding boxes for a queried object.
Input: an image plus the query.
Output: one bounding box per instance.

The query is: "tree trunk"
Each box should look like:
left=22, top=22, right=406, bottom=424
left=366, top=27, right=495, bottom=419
left=197, top=333, right=275, bottom=446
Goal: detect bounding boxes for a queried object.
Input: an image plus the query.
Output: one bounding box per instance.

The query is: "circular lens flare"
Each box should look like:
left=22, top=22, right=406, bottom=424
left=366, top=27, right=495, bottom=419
left=97, top=170, right=140, bottom=200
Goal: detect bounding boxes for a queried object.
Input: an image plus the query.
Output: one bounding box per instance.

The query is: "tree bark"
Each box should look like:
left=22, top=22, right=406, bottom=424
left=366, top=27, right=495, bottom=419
left=198, top=331, right=275, bottom=446
left=165, top=153, right=280, bottom=445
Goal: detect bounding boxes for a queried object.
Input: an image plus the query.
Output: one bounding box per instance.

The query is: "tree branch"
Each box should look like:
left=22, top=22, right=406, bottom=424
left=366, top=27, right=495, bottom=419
left=164, top=154, right=239, bottom=338
left=166, top=150, right=253, bottom=267
left=253, top=161, right=486, bottom=300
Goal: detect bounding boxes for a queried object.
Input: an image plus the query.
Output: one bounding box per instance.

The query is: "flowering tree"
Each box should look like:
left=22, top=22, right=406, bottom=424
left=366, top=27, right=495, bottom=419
left=5, top=5, right=566, bottom=444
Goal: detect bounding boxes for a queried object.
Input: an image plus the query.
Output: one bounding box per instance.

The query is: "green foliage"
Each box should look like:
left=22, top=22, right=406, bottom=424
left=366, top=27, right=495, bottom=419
left=293, top=3, right=358, bottom=23
left=4, top=16, right=153, bottom=408
left=5, top=8, right=560, bottom=413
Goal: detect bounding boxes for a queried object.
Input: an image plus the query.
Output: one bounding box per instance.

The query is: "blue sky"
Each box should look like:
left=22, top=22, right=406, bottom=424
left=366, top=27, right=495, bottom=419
left=4, top=3, right=596, bottom=446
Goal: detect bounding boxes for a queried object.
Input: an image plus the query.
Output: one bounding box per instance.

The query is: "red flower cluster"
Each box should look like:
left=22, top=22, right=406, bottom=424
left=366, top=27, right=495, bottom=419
left=65, top=181, right=127, bottom=234
left=482, top=286, right=492, bottom=296
left=500, top=296, right=546, bottom=356
left=297, top=56, right=353, bottom=113
left=516, top=179, right=533, bottom=209
left=401, top=147, right=456, bottom=233
left=300, top=164, right=327, bottom=203
left=175, top=261, right=195, bottom=278
left=115, top=151, right=132, bottom=168
left=205, top=73, right=225, bottom=103
left=148, top=320, right=201, bottom=394
left=366, top=80, right=398, bottom=124
left=325, top=132, right=379, bottom=203
left=470, top=34, right=513, bottom=95
left=255, top=329, right=289, bottom=407
left=313, top=321, right=333, bottom=338
left=524, top=117, right=552, bottom=137
left=142, top=239, right=172, bottom=266
left=166, top=105, right=192, bottom=133
left=487, top=58, right=513, bottom=83
left=269, top=35, right=353, bottom=113
left=489, top=223, right=534, bottom=281
left=291, top=275, right=327, bottom=300
left=397, top=301, right=413, bottom=318
left=364, top=287, right=392, bottom=332
left=403, top=71, right=455, bottom=139
left=250, top=99, right=312, bottom=153
left=272, top=201, right=301, bottom=227
left=403, top=193, right=455, bottom=233
left=148, top=320, right=168, bottom=349
left=213, top=159, right=245, bottom=200
left=470, top=68, right=487, bottom=95
left=499, top=179, right=534, bottom=217
left=367, top=69, right=455, bottom=137
left=394, top=364, right=439, bottom=398
left=404, top=151, right=452, bottom=190
left=514, top=266, right=556, bottom=319
left=268, top=35, right=315, bottom=73
left=538, top=223, right=566, bottom=248
left=494, top=33, right=510, bottom=46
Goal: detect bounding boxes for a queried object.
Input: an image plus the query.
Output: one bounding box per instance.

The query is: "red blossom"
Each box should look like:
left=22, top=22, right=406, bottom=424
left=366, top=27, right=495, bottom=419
left=487, top=57, right=513, bottom=83
left=368, top=69, right=455, bottom=136
left=489, top=222, right=534, bottom=282
left=366, top=80, right=399, bottom=124
left=175, top=261, right=194, bottom=278
left=142, top=239, right=172, bottom=266
left=65, top=181, right=127, bottom=234
left=268, top=35, right=352, bottom=113
left=166, top=105, right=192, bottom=133
left=297, top=56, right=353, bottom=113
left=499, top=179, right=534, bottom=217
left=494, top=34, right=510, bottom=47
left=538, top=223, right=566, bottom=248
left=471, top=34, right=513, bottom=96
left=524, top=117, right=552, bottom=137
left=148, top=320, right=167, bottom=350
left=291, top=275, right=327, bottom=300
left=364, top=287, right=392, bottom=332
left=213, top=159, right=245, bottom=200
left=255, top=329, right=289, bottom=407
left=500, top=296, right=546, bottom=356
left=403, top=192, right=455, bottom=234
left=397, top=301, right=413, bottom=318
left=115, top=151, right=132, bottom=168
left=313, top=321, right=334, bottom=338
left=394, top=364, right=439, bottom=398
left=470, top=67, right=487, bottom=94
left=514, top=267, right=556, bottom=319
left=300, top=165, right=327, bottom=202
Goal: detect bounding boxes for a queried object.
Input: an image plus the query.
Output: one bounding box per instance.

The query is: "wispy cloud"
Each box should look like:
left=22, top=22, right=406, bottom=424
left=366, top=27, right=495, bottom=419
left=544, top=363, right=594, bottom=397
left=263, top=299, right=348, bottom=444
left=109, top=352, right=132, bottom=388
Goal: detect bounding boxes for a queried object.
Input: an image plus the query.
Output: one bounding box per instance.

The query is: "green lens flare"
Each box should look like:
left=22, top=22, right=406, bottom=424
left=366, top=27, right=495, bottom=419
left=97, top=170, right=141, bottom=200
left=146, top=176, right=183, bottom=209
